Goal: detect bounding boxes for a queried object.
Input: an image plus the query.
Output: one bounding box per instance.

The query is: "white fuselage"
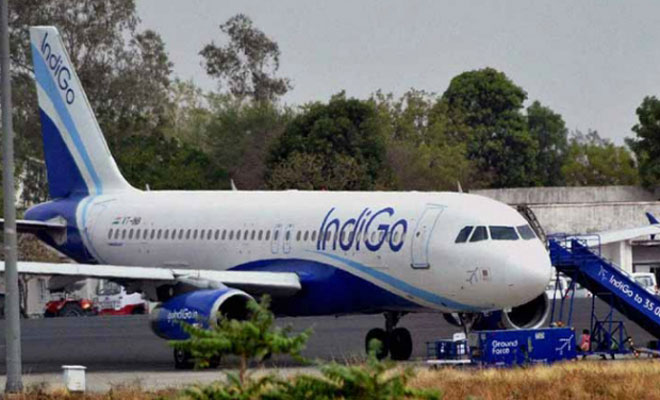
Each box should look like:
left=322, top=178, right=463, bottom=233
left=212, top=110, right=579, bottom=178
left=78, top=190, right=552, bottom=314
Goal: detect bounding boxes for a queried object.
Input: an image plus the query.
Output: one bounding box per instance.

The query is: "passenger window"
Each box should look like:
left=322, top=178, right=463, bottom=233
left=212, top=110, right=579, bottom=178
left=229, top=230, right=234, bottom=240
left=222, top=229, right=227, bottom=240
left=489, top=226, right=519, bottom=240
left=469, top=226, right=488, bottom=242
left=251, top=230, right=256, bottom=240
left=186, top=229, right=191, bottom=240
left=150, top=229, right=155, bottom=240
left=285, top=231, right=290, bottom=241
left=274, top=230, right=279, bottom=241
left=143, top=229, right=149, bottom=239
left=266, top=230, right=271, bottom=241
left=303, top=231, right=309, bottom=241
left=135, top=230, right=140, bottom=240
left=108, top=229, right=113, bottom=239
left=128, top=229, right=134, bottom=240
left=455, top=226, right=474, bottom=243
left=157, top=229, right=162, bottom=239
left=193, top=229, right=198, bottom=239
left=258, top=230, right=263, bottom=240
left=296, top=231, right=301, bottom=241
left=114, top=229, right=120, bottom=240
left=311, top=231, right=316, bottom=241
left=164, top=229, right=169, bottom=240
left=199, top=229, right=204, bottom=239
left=516, top=225, right=536, bottom=240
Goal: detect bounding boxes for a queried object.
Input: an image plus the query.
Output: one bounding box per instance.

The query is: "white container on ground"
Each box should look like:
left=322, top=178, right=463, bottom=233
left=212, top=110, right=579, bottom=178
left=62, top=365, right=86, bottom=392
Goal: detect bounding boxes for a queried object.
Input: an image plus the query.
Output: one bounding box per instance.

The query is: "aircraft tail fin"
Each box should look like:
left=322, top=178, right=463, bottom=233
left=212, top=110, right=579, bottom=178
left=29, top=26, right=133, bottom=198
left=646, top=212, right=659, bottom=225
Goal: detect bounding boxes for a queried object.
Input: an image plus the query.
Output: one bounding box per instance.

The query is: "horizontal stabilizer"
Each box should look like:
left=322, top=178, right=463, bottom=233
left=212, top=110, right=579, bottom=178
left=0, top=261, right=301, bottom=297
left=0, top=219, right=66, bottom=234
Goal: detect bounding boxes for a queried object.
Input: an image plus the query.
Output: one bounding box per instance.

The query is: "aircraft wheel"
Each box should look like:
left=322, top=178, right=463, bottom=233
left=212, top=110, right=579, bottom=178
left=173, top=348, right=194, bottom=370
left=389, top=327, right=413, bottom=360
left=365, top=328, right=389, bottom=360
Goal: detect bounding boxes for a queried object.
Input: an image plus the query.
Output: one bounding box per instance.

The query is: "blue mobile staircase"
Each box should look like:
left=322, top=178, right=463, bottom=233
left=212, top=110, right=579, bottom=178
left=549, top=236, right=660, bottom=353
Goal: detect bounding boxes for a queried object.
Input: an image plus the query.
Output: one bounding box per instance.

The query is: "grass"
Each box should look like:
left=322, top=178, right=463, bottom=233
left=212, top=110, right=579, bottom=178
left=11, top=359, right=660, bottom=399
left=412, top=359, right=660, bottom=400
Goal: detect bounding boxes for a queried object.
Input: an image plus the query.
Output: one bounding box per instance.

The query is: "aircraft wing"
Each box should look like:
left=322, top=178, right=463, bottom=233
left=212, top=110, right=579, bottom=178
left=0, top=261, right=301, bottom=297
left=0, top=219, right=66, bottom=234
left=569, top=213, right=660, bottom=246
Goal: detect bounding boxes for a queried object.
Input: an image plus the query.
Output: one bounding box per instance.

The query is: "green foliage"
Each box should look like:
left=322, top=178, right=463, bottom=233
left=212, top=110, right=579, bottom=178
left=562, top=130, right=638, bottom=186
left=267, top=93, right=389, bottom=190
left=200, top=14, right=291, bottom=103
left=372, top=90, right=476, bottom=191
left=627, top=96, right=660, bottom=188
left=203, top=96, right=291, bottom=189
left=113, top=134, right=228, bottom=190
left=266, top=341, right=441, bottom=400
left=171, top=296, right=310, bottom=383
left=527, top=100, right=569, bottom=186
left=442, top=68, right=538, bottom=188
left=179, top=374, right=278, bottom=400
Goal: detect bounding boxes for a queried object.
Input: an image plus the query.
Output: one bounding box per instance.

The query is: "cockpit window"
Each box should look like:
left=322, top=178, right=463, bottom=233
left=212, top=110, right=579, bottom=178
left=455, top=226, right=474, bottom=243
left=489, top=226, right=519, bottom=240
left=516, top=224, right=536, bottom=240
left=469, top=226, right=488, bottom=242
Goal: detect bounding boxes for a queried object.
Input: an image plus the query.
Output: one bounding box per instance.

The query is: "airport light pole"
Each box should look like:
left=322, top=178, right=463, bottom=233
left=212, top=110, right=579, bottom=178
left=1, top=0, right=23, bottom=393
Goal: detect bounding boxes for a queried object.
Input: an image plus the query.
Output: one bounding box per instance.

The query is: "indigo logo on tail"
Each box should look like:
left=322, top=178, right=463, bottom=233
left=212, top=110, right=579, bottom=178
left=40, top=32, right=75, bottom=105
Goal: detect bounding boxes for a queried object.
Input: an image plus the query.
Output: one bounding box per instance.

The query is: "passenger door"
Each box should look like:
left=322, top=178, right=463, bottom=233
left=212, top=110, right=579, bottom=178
left=271, top=224, right=282, bottom=254
left=283, top=224, right=294, bottom=254
left=410, top=204, right=445, bottom=269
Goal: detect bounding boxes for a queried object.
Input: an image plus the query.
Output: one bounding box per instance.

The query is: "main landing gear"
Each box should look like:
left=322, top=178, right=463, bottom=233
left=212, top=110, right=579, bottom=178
left=365, top=312, right=412, bottom=360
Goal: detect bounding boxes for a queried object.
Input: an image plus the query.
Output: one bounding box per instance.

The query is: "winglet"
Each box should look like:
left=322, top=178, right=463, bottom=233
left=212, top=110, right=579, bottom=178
left=647, top=212, right=659, bottom=225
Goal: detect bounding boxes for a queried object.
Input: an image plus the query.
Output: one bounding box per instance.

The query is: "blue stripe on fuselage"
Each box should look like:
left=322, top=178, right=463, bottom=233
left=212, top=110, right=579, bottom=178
left=312, top=251, right=481, bottom=311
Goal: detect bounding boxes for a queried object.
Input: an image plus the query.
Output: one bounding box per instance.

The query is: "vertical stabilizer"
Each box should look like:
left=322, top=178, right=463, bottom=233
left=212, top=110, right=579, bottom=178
left=29, top=26, right=133, bottom=198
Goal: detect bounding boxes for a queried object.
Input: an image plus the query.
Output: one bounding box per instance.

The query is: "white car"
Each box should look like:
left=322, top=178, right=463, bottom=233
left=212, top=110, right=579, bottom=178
left=632, top=272, right=658, bottom=296
left=545, top=276, right=569, bottom=300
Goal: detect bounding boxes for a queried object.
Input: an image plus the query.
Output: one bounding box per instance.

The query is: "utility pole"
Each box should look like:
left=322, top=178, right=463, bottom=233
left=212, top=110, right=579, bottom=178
left=1, top=0, right=23, bottom=393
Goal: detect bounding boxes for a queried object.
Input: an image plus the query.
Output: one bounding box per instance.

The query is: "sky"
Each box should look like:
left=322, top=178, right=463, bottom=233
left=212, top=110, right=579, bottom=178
left=136, top=0, right=660, bottom=144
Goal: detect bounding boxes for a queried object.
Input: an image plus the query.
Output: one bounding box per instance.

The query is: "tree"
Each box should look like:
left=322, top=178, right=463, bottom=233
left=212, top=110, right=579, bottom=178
left=204, top=95, right=291, bottom=189
left=527, top=101, right=569, bottom=186
left=172, top=296, right=310, bottom=385
left=626, top=96, right=660, bottom=188
left=200, top=14, right=291, bottom=103
left=266, top=93, right=388, bottom=190
left=563, top=130, right=638, bottom=186
left=113, top=133, right=228, bottom=190
left=442, top=68, right=538, bottom=188
left=372, top=90, right=476, bottom=191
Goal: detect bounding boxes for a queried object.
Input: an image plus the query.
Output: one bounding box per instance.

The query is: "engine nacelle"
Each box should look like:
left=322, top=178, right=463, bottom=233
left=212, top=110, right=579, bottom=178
left=444, top=293, right=551, bottom=331
left=150, top=288, right=252, bottom=340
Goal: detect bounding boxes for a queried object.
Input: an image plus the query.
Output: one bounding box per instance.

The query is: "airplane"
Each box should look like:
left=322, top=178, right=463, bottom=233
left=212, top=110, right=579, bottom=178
left=3, top=26, right=557, bottom=368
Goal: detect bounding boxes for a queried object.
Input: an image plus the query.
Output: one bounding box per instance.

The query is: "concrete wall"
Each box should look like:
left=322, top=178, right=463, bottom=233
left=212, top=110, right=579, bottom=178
left=472, top=186, right=657, bottom=205
left=528, top=202, right=660, bottom=234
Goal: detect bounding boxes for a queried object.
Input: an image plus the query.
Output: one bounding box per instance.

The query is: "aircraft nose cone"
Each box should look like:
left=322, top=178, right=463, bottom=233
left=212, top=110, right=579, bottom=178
left=505, top=245, right=552, bottom=305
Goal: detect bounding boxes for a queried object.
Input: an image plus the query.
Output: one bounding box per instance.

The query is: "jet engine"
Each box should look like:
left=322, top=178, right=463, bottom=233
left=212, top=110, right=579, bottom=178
left=443, top=293, right=551, bottom=331
left=499, top=293, right=550, bottom=330
left=150, top=288, right=252, bottom=340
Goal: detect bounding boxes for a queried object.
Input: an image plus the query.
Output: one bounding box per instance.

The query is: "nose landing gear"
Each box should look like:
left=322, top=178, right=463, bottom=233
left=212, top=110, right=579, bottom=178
left=365, top=312, right=412, bottom=360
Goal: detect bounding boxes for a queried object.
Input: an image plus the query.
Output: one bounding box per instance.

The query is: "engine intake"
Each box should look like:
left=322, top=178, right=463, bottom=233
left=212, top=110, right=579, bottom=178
left=150, top=288, right=252, bottom=340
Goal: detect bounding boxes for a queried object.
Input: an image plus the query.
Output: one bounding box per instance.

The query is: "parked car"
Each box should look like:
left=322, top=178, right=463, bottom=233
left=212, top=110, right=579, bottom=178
left=545, top=276, right=569, bottom=299
left=94, top=281, right=146, bottom=315
left=44, top=295, right=95, bottom=317
left=632, top=272, right=658, bottom=296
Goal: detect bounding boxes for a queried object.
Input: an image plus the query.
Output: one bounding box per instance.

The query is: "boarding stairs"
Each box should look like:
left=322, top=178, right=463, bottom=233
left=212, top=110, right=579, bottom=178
left=549, top=236, right=660, bottom=339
